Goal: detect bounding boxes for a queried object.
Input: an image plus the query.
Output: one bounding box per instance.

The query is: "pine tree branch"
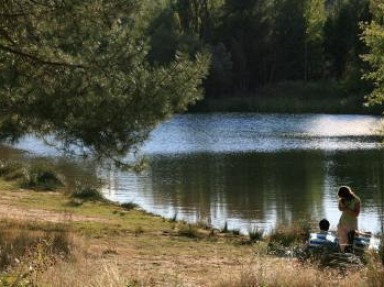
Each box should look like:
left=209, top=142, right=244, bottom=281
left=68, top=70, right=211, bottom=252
left=0, top=43, right=86, bottom=69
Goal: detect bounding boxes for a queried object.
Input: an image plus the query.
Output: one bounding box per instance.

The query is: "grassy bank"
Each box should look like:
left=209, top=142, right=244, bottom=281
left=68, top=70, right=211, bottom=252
left=192, top=81, right=382, bottom=115
left=0, top=161, right=383, bottom=286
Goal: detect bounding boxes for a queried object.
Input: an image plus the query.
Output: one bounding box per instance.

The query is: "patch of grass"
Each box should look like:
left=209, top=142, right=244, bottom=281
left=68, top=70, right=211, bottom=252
left=0, top=220, right=72, bottom=286
left=0, top=159, right=65, bottom=191
left=70, top=185, right=104, bottom=201
left=21, top=163, right=64, bottom=190
left=267, top=220, right=312, bottom=247
left=0, top=160, right=24, bottom=181
left=120, top=201, right=139, bottom=210
left=134, top=226, right=144, bottom=236
left=177, top=223, right=200, bottom=239
left=196, top=220, right=212, bottom=230
left=248, top=226, right=264, bottom=243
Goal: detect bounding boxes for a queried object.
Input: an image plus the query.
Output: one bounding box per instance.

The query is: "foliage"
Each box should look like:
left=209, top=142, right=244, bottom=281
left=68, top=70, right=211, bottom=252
left=21, top=163, right=64, bottom=190
left=0, top=0, right=210, bottom=167
left=0, top=0, right=378, bottom=157
left=70, top=185, right=104, bottom=202
left=361, top=3, right=384, bottom=109
left=0, top=159, right=64, bottom=190
left=324, top=0, right=371, bottom=92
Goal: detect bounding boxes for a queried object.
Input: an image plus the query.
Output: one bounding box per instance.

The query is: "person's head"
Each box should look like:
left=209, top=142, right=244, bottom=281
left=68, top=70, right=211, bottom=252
left=319, top=218, right=330, bottom=231
left=337, top=186, right=355, bottom=201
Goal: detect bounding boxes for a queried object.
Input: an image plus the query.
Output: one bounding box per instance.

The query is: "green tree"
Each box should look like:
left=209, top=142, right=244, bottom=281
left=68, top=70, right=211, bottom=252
left=0, top=0, right=210, bottom=167
left=205, top=42, right=233, bottom=97
left=304, top=0, right=326, bottom=81
left=323, top=0, right=371, bottom=84
left=361, top=2, right=384, bottom=108
left=214, top=0, right=275, bottom=90
left=273, top=0, right=307, bottom=81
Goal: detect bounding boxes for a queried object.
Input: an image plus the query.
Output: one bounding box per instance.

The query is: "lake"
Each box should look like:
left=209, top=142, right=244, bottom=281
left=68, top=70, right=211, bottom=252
left=9, top=113, right=384, bottom=234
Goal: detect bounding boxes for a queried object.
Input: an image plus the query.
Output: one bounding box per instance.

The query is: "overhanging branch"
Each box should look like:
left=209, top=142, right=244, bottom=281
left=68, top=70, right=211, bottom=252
left=0, top=43, right=87, bottom=69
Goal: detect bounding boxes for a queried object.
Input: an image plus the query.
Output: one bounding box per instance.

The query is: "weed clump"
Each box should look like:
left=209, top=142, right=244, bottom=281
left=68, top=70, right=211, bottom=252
left=70, top=185, right=104, bottom=202
left=22, top=164, right=64, bottom=190
left=120, top=202, right=139, bottom=210
left=0, top=160, right=64, bottom=190
left=248, top=226, right=264, bottom=243
left=0, top=221, right=72, bottom=286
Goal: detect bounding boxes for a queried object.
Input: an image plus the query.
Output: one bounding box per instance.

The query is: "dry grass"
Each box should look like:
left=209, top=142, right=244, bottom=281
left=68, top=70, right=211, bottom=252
left=0, top=177, right=383, bottom=286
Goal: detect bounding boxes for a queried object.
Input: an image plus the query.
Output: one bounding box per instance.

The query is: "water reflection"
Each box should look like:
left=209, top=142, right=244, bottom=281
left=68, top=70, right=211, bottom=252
left=103, top=113, right=384, bottom=233
left=102, top=149, right=384, bottom=234
left=2, top=113, right=384, bottom=234
left=143, top=113, right=383, bottom=154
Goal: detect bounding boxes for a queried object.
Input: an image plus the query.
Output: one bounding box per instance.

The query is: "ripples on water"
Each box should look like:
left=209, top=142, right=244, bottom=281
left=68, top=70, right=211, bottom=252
left=8, top=113, right=384, bottom=234
left=142, top=113, right=384, bottom=154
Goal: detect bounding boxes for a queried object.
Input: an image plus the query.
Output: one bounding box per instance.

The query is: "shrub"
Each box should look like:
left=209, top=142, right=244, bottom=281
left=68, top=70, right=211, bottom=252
left=70, top=185, right=104, bottom=201
left=21, top=163, right=64, bottom=190
left=0, top=160, right=24, bottom=180
left=248, top=226, right=264, bottom=243
left=120, top=202, right=139, bottom=210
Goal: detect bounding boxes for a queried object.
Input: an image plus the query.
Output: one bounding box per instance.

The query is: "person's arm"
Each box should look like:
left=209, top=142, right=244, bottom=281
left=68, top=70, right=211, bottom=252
left=343, top=200, right=361, bottom=217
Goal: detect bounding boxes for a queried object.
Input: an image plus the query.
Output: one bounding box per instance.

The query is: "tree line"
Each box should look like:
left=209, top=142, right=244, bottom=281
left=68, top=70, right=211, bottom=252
left=148, top=0, right=373, bottom=98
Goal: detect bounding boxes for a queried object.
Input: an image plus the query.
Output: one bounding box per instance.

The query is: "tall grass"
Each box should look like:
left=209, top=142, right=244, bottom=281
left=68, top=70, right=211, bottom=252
left=266, top=221, right=311, bottom=247
left=0, top=160, right=64, bottom=190
left=248, top=226, right=264, bottom=243
left=0, top=220, right=72, bottom=286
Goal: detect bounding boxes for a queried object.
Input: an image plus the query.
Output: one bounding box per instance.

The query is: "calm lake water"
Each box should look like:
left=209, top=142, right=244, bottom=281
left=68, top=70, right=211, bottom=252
left=8, top=113, right=384, bottom=234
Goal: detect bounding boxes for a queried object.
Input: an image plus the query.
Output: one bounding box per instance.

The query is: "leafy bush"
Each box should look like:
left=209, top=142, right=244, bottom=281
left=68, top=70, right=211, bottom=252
left=70, top=185, right=104, bottom=201
left=21, top=164, right=64, bottom=190
left=0, top=160, right=24, bottom=180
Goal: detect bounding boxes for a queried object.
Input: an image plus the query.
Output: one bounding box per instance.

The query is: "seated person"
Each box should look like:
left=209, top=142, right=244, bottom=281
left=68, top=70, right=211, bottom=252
left=308, top=219, right=338, bottom=250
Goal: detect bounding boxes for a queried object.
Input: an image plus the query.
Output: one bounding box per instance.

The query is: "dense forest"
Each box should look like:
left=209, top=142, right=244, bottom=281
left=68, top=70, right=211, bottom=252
left=147, top=0, right=374, bottom=101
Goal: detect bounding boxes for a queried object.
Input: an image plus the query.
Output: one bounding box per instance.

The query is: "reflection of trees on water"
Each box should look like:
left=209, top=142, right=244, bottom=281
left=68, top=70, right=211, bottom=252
left=142, top=150, right=384, bottom=230
left=146, top=151, right=328, bottom=226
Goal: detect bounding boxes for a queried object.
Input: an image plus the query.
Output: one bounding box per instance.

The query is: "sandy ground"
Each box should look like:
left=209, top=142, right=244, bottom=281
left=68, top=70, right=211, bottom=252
left=0, top=189, right=368, bottom=287
left=0, top=189, right=264, bottom=287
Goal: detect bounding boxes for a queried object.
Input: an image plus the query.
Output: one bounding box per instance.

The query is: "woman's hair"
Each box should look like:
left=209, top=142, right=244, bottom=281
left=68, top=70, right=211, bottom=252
left=338, top=186, right=358, bottom=201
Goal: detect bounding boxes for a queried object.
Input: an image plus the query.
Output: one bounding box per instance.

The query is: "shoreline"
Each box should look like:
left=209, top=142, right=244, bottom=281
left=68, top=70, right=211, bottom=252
left=0, top=180, right=383, bottom=286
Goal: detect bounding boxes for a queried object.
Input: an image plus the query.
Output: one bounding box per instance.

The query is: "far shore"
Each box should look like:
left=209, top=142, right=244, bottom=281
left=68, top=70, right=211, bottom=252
left=190, top=81, right=381, bottom=115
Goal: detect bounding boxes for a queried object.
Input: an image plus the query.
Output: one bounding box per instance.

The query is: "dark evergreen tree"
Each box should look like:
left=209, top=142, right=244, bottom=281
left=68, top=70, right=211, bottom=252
left=0, top=0, right=210, bottom=166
